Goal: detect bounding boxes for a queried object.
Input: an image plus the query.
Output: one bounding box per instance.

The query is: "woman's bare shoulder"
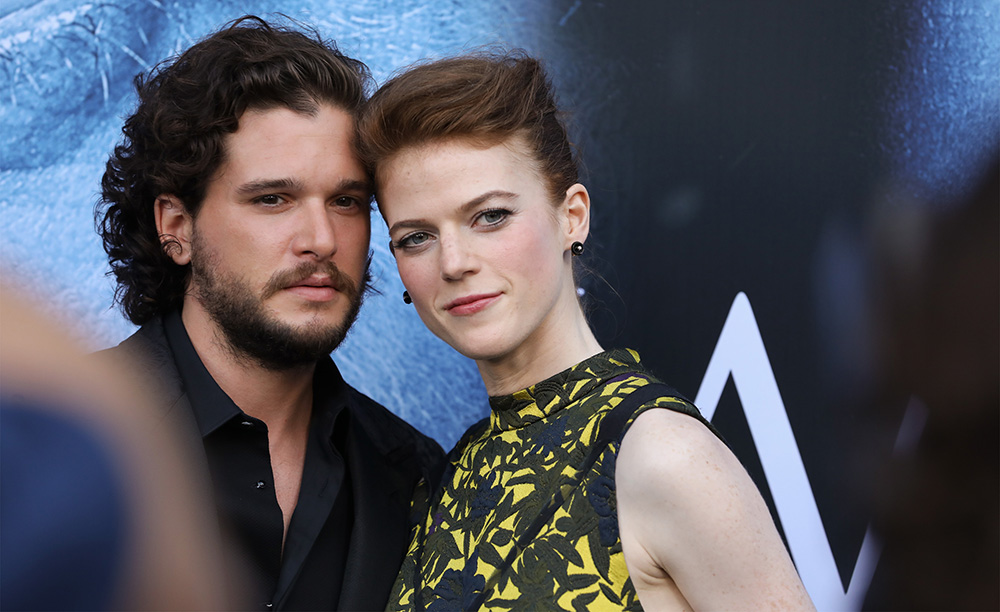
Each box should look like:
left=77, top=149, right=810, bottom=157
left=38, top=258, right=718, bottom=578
left=617, top=406, right=737, bottom=493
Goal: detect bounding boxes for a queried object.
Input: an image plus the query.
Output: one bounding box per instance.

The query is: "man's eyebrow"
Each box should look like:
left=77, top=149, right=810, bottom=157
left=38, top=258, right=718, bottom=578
left=235, top=177, right=373, bottom=196
left=388, top=190, right=517, bottom=234
left=337, top=178, right=374, bottom=195
left=235, top=178, right=301, bottom=195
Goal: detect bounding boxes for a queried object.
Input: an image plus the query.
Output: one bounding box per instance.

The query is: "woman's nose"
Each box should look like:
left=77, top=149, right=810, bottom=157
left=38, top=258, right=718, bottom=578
left=439, top=233, right=478, bottom=281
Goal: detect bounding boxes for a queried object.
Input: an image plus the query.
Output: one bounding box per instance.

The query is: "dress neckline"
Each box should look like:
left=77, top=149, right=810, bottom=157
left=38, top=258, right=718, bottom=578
left=486, top=348, right=648, bottom=433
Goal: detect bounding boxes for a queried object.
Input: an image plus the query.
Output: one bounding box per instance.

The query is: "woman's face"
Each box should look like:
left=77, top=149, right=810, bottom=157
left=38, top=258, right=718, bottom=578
left=378, top=137, right=587, bottom=364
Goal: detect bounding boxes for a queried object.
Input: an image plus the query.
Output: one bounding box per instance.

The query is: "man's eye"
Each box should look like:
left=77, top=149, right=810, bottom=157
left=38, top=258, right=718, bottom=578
left=334, top=196, right=360, bottom=208
left=256, top=194, right=284, bottom=206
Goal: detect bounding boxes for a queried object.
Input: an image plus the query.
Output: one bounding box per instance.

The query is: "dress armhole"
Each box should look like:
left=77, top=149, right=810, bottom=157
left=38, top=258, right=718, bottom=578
left=618, top=394, right=727, bottom=448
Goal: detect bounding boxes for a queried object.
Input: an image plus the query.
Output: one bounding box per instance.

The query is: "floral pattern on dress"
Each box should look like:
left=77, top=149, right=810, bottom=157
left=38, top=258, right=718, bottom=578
left=386, top=349, right=715, bottom=612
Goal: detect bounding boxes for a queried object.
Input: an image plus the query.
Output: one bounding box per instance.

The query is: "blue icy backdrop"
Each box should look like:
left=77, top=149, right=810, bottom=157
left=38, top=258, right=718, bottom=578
left=2, top=2, right=997, bottom=609
left=0, top=0, right=576, bottom=447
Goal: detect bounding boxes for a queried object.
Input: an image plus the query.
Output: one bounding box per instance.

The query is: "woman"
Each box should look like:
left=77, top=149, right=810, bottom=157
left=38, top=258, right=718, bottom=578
left=358, top=51, right=814, bottom=611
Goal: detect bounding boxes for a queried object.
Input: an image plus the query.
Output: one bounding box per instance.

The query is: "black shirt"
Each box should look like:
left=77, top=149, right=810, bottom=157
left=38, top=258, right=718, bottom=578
left=163, top=311, right=353, bottom=611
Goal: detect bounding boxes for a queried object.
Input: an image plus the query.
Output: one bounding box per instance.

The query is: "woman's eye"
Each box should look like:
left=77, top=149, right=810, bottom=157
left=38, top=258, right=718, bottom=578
left=478, top=208, right=510, bottom=226
left=397, top=231, right=431, bottom=249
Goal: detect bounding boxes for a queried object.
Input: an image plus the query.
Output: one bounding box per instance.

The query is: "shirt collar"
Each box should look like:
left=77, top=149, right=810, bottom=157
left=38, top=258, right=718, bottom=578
left=162, top=310, right=348, bottom=440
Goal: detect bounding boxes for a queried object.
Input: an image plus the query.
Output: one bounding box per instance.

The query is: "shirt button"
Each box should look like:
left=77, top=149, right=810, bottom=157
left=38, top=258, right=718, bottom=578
left=256, top=480, right=266, bottom=489
left=241, top=420, right=254, bottom=427
left=265, top=604, right=273, bottom=610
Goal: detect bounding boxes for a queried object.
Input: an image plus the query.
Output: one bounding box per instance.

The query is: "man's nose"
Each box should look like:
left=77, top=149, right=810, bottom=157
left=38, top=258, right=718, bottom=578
left=295, top=202, right=337, bottom=260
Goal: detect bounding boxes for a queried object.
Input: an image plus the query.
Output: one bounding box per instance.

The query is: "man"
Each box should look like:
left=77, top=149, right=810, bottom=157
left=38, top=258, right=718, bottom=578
left=96, top=16, right=444, bottom=611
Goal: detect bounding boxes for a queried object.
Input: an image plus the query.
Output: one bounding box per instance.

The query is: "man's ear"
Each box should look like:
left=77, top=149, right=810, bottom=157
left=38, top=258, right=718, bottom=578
left=561, top=183, right=591, bottom=249
left=154, top=195, right=193, bottom=265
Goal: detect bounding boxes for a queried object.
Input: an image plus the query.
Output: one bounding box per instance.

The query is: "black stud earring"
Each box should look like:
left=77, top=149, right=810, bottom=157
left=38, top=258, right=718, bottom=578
left=402, top=291, right=412, bottom=304
left=571, top=241, right=585, bottom=256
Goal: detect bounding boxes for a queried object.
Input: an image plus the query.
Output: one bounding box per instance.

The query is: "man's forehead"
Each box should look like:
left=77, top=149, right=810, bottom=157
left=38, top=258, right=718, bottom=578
left=211, top=104, right=365, bottom=184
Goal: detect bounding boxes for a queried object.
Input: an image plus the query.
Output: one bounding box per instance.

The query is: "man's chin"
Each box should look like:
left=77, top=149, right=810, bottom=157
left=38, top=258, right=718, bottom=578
left=232, top=322, right=349, bottom=371
left=191, top=269, right=363, bottom=370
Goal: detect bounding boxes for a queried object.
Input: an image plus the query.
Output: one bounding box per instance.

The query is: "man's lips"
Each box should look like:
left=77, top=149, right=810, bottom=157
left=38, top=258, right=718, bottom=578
left=292, top=276, right=336, bottom=289
left=444, top=293, right=501, bottom=315
left=284, top=276, right=338, bottom=301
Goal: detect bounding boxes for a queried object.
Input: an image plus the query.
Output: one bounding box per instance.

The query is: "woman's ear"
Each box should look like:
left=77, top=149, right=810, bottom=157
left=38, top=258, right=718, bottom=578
left=562, top=183, right=591, bottom=249
left=153, top=195, right=193, bottom=265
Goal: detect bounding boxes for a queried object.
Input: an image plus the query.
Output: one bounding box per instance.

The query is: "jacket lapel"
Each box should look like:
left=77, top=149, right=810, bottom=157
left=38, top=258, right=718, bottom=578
left=337, top=413, right=413, bottom=611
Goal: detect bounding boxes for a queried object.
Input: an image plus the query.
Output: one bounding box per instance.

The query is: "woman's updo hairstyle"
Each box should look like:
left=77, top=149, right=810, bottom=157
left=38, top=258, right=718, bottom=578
left=358, top=49, right=578, bottom=204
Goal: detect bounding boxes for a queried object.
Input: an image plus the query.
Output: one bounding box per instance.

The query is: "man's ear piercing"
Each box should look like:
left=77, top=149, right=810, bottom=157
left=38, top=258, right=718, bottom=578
left=571, top=241, right=585, bottom=256
left=160, top=234, right=184, bottom=258
left=403, top=291, right=412, bottom=304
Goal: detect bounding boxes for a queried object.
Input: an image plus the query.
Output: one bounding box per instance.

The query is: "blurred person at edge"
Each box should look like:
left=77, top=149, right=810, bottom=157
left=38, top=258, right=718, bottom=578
left=1, top=286, right=229, bottom=610
left=94, top=16, right=444, bottom=611
left=358, top=51, right=815, bottom=611
left=862, top=157, right=999, bottom=611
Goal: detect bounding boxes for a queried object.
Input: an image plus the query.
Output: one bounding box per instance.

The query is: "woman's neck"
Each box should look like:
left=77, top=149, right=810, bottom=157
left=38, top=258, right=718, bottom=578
left=477, top=296, right=603, bottom=396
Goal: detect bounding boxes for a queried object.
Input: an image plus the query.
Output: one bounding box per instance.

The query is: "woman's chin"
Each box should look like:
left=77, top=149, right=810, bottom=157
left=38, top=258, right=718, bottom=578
left=444, top=335, right=513, bottom=364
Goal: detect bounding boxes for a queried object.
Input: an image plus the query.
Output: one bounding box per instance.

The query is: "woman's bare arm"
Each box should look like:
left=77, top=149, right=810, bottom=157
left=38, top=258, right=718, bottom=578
left=616, top=408, right=815, bottom=611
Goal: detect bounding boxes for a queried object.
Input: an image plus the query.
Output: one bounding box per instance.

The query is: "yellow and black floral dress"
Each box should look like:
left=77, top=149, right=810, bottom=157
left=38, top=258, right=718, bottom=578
left=386, top=349, right=718, bottom=611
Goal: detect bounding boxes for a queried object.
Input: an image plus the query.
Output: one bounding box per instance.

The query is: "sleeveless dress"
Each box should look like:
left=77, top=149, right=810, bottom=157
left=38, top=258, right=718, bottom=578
left=386, top=349, right=718, bottom=611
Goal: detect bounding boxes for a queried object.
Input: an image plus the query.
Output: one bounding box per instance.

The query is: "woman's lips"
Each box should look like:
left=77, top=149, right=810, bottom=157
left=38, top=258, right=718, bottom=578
left=444, top=293, right=501, bottom=316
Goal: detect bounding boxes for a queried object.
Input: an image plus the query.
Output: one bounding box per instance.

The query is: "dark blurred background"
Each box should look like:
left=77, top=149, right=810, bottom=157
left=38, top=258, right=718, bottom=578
left=2, top=1, right=996, bottom=609
left=531, top=2, right=997, bottom=608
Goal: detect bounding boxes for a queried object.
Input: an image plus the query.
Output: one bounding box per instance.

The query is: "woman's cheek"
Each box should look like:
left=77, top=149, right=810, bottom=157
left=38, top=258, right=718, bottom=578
left=398, top=261, right=430, bottom=303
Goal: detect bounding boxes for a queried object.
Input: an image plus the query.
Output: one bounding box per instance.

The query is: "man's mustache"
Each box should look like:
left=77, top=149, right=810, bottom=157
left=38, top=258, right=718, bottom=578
left=261, top=261, right=359, bottom=301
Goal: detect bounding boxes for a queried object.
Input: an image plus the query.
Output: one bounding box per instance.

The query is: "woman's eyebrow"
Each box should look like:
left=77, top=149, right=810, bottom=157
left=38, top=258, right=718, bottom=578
left=457, top=190, right=518, bottom=214
left=388, top=190, right=517, bottom=234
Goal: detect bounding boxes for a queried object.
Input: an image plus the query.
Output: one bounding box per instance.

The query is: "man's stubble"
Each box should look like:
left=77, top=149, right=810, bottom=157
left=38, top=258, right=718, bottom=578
left=188, top=230, right=368, bottom=371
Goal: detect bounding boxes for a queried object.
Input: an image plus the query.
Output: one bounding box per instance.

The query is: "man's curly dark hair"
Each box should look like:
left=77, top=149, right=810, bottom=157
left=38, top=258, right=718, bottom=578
left=97, top=15, right=371, bottom=325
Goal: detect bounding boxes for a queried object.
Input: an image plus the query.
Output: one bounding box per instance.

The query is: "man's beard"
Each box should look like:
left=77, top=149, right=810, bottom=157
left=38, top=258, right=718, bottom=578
left=189, top=238, right=368, bottom=371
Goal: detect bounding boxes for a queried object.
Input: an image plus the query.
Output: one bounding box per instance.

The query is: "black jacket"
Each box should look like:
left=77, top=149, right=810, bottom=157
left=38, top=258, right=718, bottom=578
left=101, top=317, right=444, bottom=611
